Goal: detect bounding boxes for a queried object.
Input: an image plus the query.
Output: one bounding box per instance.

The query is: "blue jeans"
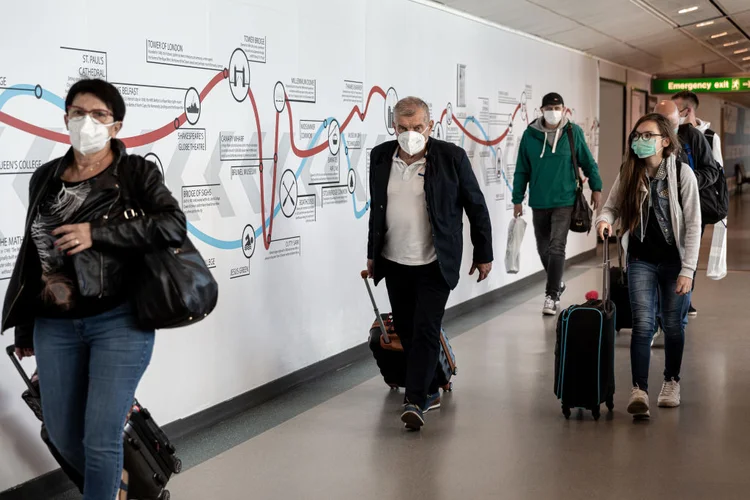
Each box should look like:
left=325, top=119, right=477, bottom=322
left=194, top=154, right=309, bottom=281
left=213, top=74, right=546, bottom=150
left=34, top=303, right=155, bottom=500
left=628, top=259, right=691, bottom=392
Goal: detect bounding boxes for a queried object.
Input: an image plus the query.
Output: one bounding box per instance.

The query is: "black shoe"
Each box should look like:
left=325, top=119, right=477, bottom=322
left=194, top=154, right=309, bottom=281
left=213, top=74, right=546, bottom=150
left=401, top=403, right=425, bottom=431
left=688, top=305, right=697, bottom=317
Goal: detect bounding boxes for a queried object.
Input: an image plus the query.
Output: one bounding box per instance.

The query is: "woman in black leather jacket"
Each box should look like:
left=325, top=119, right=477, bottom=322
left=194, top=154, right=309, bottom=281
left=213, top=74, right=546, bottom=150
left=1, top=79, right=186, bottom=500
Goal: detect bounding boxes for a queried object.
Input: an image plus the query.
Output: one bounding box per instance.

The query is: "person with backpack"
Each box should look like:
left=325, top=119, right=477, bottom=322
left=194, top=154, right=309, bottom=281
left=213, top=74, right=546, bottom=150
left=512, top=92, right=603, bottom=316
left=672, top=91, right=724, bottom=168
left=653, top=100, right=723, bottom=321
left=596, top=113, right=702, bottom=419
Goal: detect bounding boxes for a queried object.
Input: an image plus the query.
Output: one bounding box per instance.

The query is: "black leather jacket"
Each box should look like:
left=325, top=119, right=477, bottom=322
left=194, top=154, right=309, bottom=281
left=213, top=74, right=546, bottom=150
left=2, top=139, right=187, bottom=347
left=368, top=138, right=493, bottom=289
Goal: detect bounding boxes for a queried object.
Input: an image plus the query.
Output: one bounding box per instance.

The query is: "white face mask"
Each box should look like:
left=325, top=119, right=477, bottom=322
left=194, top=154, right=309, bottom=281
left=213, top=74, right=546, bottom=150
left=397, top=130, right=427, bottom=156
left=678, top=116, right=687, bottom=126
left=543, top=110, right=563, bottom=127
left=68, top=115, right=116, bottom=155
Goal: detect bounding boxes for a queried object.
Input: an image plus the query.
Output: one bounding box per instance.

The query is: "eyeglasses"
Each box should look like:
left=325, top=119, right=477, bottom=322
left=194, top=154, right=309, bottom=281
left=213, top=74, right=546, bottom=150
left=66, top=105, right=114, bottom=124
left=630, top=131, right=663, bottom=142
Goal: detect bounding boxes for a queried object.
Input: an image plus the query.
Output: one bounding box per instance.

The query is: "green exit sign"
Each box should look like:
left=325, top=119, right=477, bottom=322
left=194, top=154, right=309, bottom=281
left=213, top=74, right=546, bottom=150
left=652, top=77, right=750, bottom=94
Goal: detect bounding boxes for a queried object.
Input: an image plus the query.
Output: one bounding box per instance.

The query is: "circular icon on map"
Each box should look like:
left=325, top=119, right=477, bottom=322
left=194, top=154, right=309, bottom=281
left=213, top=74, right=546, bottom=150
left=328, top=119, right=341, bottom=156
left=280, top=169, right=298, bottom=218
left=432, top=122, right=444, bottom=140
left=144, top=153, right=165, bottom=180
left=384, top=87, right=399, bottom=135
left=184, top=87, right=201, bottom=125
left=347, top=169, right=356, bottom=194
left=34, top=85, right=43, bottom=99
left=520, top=92, right=527, bottom=106
left=446, top=103, right=453, bottom=126
left=228, top=48, right=251, bottom=103
left=241, top=224, right=256, bottom=259
left=273, top=81, right=286, bottom=113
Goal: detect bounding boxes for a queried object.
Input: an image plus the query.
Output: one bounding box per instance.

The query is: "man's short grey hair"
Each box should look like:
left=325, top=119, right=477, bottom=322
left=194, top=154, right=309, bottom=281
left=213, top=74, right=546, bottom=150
left=393, top=96, right=430, bottom=124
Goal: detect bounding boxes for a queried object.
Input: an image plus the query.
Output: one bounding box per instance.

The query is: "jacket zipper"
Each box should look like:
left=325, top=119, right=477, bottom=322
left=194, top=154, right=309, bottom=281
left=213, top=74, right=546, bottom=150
left=97, top=185, right=122, bottom=298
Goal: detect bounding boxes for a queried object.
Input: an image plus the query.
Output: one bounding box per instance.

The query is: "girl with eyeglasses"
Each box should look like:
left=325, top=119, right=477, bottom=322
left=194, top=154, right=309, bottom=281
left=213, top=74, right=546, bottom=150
left=595, top=113, right=702, bottom=420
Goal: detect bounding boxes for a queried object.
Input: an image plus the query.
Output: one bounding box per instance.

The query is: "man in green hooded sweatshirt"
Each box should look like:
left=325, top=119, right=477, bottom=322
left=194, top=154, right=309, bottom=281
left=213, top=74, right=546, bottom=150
left=512, top=92, right=603, bottom=316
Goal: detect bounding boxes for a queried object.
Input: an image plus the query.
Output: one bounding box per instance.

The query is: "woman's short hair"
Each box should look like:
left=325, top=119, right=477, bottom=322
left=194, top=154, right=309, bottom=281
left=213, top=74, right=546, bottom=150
left=65, top=79, right=126, bottom=122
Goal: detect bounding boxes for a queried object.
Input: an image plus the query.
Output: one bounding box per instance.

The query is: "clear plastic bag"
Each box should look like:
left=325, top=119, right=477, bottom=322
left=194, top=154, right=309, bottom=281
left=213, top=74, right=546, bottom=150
left=505, top=217, right=527, bottom=274
left=706, top=218, right=727, bottom=281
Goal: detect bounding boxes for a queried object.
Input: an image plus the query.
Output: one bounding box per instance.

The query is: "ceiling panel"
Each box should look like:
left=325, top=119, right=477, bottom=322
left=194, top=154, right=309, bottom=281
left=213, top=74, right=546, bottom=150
left=443, top=0, right=750, bottom=78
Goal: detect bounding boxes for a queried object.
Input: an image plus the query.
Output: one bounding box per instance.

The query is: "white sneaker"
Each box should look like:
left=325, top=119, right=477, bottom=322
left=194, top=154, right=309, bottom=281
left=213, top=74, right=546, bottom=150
left=627, top=386, right=650, bottom=418
left=651, top=327, right=664, bottom=348
left=543, top=296, right=558, bottom=316
left=657, top=379, right=681, bottom=408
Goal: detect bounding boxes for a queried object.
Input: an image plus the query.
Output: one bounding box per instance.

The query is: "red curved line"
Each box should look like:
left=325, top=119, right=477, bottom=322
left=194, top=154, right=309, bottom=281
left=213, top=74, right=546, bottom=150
left=247, top=87, right=271, bottom=250
left=451, top=103, right=522, bottom=147
left=440, top=109, right=447, bottom=123
left=340, top=86, right=387, bottom=132
left=268, top=111, right=280, bottom=246
left=285, top=97, right=329, bottom=158
left=0, top=111, right=70, bottom=143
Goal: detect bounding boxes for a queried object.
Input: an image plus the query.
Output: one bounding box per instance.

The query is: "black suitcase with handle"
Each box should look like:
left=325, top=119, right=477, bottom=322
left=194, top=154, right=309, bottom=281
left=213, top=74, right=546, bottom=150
left=6, top=345, right=181, bottom=499
left=554, top=231, right=616, bottom=420
left=360, top=271, right=457, bottom=392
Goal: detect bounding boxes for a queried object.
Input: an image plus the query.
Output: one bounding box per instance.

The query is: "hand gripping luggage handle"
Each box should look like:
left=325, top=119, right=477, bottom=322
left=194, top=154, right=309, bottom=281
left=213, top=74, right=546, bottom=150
left=360, top=270, right=391, bottom=344
left=6, top=345, right=39, bottom=398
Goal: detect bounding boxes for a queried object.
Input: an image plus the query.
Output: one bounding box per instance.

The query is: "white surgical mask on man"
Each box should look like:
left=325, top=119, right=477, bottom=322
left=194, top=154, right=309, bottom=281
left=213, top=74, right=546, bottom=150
left=398, top=130, right=427, bottom=156
left=68, top=115, right=116, bottom=155
left=543, top=109, right=563, bottom=127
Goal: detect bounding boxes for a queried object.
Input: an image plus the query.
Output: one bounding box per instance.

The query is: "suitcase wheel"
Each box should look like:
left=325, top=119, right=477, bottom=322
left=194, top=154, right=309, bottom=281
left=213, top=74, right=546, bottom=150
left=442, top=382, right=453, bottom=392
left=154, top=473, right=167, bottom=486
left=172, top=457, right=183, bottom=474
left=128, top=437, right=141, bottom=451
left=452, top=367, right=458, bottom=376
left=388, top=384, right=400, bottom=391
left=159, top=490, right=171, bottom=500
left=167, top=443, right=177, bottom=455
left=606, top=398, right=614, bottom=412
left=592, top=406, right=601, bottom=421
left=562, top=406, right=571, bottom=419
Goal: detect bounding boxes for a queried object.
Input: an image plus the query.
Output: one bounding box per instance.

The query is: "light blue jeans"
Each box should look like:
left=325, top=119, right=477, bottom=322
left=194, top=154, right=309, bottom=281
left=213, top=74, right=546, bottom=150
left=34, top=303, right=155, bottom=500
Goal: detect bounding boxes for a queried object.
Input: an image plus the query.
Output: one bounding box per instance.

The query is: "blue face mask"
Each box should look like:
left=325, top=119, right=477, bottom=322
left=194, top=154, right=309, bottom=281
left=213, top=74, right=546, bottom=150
left=631, top=138, right=661, bottom=159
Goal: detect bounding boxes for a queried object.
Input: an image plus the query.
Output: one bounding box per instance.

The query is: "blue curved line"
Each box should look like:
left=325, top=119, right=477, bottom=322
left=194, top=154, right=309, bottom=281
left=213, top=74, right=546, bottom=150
left=0, top=84, right=65, bottom=111
left=341, top=133, right=371, bottom=219
left=460, top=116, right=513, bottom=190
left=187, top=222, right=241, bottom=249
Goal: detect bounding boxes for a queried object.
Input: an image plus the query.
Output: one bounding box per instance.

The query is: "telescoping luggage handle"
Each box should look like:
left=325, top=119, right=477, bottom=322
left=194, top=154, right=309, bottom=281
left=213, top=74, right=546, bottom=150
left=602, top=228, right=611, bottom=312
left=5, top=345, right=39, bottom=398
left=360, top=270, right=391, bottom=345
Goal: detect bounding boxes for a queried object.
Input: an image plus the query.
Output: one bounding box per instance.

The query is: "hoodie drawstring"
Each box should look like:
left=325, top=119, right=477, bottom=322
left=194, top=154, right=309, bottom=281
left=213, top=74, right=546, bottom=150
left=539, top=127, right=563, bottom=158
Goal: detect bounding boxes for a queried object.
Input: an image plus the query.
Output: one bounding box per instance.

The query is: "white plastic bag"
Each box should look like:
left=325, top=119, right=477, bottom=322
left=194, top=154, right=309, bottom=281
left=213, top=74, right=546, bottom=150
left=505, top=217, right=527, bottom=274
left=706, top=218, right=727, bottom=280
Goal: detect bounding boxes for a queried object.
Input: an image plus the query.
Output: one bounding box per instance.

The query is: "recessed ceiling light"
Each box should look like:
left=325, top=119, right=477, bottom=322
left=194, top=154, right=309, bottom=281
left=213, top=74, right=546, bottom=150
left=678, top=6, right=699, bottom=14
left=711, top=32, right=728, bottom=38
left=696, top=21, right=714, bottom=27
left=724, top=40, right=741, bottom=47
left=735, top=48, right=749, bottom=54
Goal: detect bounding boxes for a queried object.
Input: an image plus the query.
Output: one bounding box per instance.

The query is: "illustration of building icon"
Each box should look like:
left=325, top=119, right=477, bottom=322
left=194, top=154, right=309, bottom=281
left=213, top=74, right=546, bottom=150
left=233, top=66, right=248, bottom=87
left=332, top=133, right=338, bottom=146
left=245, top=234, right=254, bottom=251
left=186, top=99, right=199, bottom=114
left=387, top=105, right=394, bottom=127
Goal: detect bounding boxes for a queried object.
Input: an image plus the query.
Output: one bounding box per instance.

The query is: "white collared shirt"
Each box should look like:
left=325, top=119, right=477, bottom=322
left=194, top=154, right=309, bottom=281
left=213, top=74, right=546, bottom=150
left=382, top=152, right=437, bottom=266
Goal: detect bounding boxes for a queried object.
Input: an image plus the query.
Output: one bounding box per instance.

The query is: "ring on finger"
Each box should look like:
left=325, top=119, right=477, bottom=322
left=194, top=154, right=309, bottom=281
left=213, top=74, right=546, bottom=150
left=75, top=239, right=80, bottom=246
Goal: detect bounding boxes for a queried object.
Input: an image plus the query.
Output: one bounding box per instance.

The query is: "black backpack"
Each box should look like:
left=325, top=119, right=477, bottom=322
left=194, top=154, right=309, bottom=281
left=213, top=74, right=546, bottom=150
left=682, top=130, right=728, bottom=225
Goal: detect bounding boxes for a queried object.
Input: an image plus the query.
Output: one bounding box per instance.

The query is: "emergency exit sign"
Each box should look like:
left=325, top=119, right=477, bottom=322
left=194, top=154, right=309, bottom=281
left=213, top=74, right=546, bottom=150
left=652, top=77, right=750, bottom=94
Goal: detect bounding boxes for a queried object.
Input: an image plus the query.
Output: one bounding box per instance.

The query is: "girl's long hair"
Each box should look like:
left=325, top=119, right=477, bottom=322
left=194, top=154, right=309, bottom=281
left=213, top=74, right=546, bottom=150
left=618, top=113, right=681, bottom=233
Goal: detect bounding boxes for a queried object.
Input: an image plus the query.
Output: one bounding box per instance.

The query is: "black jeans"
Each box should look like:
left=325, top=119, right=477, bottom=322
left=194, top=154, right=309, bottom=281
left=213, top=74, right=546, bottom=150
left=384, top=259, right=451, bottom=409
left=532, top=206, right=573, bottom=300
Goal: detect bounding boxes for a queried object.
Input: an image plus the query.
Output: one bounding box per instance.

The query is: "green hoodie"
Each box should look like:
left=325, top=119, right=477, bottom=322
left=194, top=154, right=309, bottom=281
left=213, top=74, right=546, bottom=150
left=511, top=118, right=602, bottom=209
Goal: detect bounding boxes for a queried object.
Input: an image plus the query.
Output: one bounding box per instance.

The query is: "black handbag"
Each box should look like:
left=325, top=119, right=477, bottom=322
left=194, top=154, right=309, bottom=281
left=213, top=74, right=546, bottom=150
left=566, top=126, right=593, bottom=234
left=119, top=168, right=219, bottom=330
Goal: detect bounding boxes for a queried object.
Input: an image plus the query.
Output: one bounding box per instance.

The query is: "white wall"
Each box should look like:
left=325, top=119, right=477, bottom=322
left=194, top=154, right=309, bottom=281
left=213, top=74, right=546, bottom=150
left=0, top=0, right=599, bottom=490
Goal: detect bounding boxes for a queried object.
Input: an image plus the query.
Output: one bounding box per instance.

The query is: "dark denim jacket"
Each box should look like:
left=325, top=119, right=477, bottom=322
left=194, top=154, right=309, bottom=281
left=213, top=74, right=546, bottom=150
left=633, top=163, right=676, bottom=246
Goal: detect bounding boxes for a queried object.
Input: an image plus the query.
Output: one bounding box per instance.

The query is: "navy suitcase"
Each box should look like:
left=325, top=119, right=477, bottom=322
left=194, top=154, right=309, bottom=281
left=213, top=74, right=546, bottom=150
left=361, top=271, right=457, bottom=392
left=554, top=234, right=616, bottom=420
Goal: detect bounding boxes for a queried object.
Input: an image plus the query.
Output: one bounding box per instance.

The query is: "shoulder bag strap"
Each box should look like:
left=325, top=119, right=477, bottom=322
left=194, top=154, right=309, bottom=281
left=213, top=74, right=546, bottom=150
left=566, top=126, right=582, bottom=190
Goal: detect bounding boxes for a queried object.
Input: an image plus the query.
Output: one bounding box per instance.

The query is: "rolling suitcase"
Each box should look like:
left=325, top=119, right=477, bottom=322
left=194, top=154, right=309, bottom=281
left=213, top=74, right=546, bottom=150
left=553, top=231, right=616, bottom=420
left=609, top=234, right=632, bottom=332
left=360, top=271, right=457, bottom=392
left=6, top=345, right=181, bottom=500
